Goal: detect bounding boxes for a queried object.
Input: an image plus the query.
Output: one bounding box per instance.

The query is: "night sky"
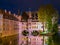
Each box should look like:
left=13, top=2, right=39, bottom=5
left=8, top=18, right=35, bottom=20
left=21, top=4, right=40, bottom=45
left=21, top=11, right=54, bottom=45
left=0, top=0, right=60, bottom=23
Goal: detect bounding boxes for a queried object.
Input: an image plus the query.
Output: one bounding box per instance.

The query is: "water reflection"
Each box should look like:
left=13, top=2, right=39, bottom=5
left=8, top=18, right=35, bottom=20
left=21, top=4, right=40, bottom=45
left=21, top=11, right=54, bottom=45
left=44, top=32, right=60, bottom=45
left=52, top=32, right=60, bottom=45
left=44, top=36, right=53, bottom=45
left=1, top=33, right=60, bottom=45
left=20, top=35, right=60, bottom=45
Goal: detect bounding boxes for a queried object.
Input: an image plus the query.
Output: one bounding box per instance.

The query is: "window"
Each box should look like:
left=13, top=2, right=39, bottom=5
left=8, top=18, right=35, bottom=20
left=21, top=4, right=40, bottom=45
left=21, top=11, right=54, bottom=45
left=32, top=22, right=36, bottom=25
left=32, top=13, right=35, bottom=19
left=22, top=22, right=24, bottom=24
left=35, top=13, right=38, bottom=19
left=14, top=27, right=19, bottom=30
left=32, top=26, right=37, bottom=29
left=0, top=15, right=3, bottom=19
left=3, top=27, right=5, bottom=30
left=0, top=22, right=2, bottom=25
left=28, top=23, right=31, bottom=25
left=0, top=28, right=2, bottom=32
left=14, top=24, right=18, bottom=27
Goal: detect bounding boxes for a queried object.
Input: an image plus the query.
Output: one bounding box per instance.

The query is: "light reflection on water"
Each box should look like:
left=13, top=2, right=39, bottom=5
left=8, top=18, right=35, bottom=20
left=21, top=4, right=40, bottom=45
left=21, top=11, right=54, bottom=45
left=44, top=34, right=60, bottom=45
left=43, top=36, right=53, bottom=45
left=1, top=35, right=60, bottom=45
left=26, top=35, right=60, bottom=45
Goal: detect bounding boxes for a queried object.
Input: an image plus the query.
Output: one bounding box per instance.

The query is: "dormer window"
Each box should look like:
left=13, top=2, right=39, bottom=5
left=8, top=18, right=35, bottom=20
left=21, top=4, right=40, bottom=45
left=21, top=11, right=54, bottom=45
left=35, top=13, right=38, bottom=19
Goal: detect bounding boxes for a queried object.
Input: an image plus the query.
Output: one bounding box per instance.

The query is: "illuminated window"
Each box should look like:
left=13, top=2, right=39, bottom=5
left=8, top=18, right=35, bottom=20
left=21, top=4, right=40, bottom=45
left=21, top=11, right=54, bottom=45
left=32, top=13, right=34, bottom=17
left=0, top=15, right=3, bottom=19
left=32, top=26, right=38, bottom=29
left=0, top=22, right=2, bottom=25
left=0, top=28, right=2, bottom=31
left=32, top=22, right=36, bottom=25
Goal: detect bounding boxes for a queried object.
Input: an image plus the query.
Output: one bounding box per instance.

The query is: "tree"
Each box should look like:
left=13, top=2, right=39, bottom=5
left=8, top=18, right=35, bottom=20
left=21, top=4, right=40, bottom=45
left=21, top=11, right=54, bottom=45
left=38, top=4, right=59, bottom=32
left=38, top=4, right=59, bottom=45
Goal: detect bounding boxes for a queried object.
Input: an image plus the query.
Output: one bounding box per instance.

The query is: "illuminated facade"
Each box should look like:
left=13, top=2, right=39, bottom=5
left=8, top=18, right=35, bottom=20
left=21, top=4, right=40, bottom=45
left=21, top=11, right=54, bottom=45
left=19, top=11, right=44, bottom=45
left=0, top=9, right=59, bottom=45
left=19, top=11, right=59, bottom=45
left=0, top=9, right=19, bottom=45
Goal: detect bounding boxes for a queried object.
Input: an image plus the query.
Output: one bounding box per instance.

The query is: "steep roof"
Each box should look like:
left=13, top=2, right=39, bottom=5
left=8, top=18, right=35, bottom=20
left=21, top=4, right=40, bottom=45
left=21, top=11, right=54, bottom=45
left=0, top=9, right=19, bottom=21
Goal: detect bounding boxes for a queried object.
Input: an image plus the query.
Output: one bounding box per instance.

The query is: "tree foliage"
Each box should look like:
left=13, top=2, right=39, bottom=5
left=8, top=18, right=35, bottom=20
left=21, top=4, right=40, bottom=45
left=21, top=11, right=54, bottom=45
left=38, top=4, right=59, bottom=32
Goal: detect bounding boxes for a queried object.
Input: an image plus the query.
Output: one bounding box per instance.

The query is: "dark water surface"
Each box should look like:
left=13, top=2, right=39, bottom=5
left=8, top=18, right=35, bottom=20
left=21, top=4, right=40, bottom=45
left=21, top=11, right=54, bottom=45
left=44, top=32, right=60, bottom=45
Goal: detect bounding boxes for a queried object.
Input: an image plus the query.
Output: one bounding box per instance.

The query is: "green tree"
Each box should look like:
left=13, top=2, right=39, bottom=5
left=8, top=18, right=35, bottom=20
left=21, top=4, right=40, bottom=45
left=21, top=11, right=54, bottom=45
left=38, top=4, right=58, bottom=32
left=38, top=4, right=59, bottom=45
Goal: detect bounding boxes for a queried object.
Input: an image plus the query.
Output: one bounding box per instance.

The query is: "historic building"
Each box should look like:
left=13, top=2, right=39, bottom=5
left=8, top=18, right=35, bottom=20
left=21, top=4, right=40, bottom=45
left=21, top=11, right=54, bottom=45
left=0, top=9, right=59, bottom=45
left=19, top=11, right=44, bottom=45
left=19, top=10, right=59, bottom=45
left=0, top=9, right=19, bottom=45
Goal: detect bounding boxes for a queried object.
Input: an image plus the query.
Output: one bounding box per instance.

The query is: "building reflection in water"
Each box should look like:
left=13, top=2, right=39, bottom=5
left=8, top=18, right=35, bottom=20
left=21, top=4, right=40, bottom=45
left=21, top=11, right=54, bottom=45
left=0, top=9, right=59, bottom=45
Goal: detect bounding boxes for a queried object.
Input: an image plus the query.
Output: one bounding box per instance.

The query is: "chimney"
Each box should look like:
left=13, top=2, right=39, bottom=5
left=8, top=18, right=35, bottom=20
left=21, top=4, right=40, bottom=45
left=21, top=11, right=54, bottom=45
left=9, top=11, right=11, bottom=14
left=13, top=13, right=18, bottom=18
left=5, top=9, right=7, bottom=13
left=13, top=13, right=16, bottom=16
